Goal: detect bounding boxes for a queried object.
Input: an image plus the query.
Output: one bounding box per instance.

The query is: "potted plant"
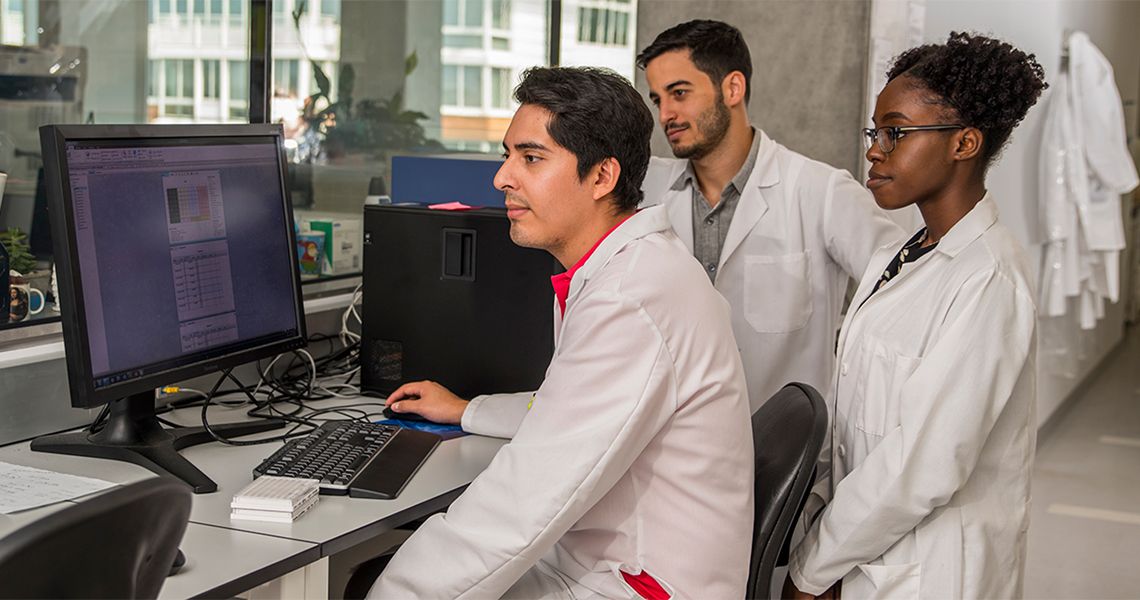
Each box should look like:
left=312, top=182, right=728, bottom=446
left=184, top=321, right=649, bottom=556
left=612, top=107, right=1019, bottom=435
left=291, top=2, right=443, bottom=163
left=0, top=228, right=51, bottom=295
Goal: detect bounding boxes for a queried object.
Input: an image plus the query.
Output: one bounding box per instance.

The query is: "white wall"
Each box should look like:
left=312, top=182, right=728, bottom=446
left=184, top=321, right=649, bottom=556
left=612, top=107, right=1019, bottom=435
left=920, top=0, right=1140, bottom=426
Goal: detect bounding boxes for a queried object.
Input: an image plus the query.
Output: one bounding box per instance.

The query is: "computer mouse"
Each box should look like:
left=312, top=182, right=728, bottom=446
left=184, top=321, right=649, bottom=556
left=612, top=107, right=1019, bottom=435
left=383, top=404, right=431, bottom=423
left=169, top=548, right=186, bottom=577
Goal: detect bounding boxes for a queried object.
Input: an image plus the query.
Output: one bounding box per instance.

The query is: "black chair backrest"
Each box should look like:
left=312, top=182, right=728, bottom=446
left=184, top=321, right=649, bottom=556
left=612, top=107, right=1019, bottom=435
left=0, top=477, right=192, bottom=599
left=747, top=382, right=828, bottom=599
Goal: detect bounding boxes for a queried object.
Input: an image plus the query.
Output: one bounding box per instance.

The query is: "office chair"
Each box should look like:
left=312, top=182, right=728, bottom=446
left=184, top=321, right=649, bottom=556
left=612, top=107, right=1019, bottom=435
left=0, top=477, right=192, bottom=599
left=747, top=382, right=828, bottom=600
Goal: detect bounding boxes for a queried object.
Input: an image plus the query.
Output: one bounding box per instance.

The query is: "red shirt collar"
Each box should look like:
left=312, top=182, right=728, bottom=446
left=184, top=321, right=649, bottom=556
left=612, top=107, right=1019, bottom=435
left=551, top=214, right=634, bottom=315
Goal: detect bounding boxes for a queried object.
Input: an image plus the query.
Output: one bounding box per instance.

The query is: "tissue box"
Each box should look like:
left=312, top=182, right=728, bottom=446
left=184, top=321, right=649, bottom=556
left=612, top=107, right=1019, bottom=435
left=302, top=217, right=362, bottom=275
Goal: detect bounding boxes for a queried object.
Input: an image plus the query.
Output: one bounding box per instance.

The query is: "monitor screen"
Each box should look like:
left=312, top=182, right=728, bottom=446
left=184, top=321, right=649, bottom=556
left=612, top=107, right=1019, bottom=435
left=41, top=125, right=306, bottom=407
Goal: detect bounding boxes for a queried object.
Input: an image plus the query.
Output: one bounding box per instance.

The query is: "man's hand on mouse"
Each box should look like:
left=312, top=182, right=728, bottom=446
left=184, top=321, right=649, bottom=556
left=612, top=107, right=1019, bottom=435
left=385, top=380, right=468, bottom=425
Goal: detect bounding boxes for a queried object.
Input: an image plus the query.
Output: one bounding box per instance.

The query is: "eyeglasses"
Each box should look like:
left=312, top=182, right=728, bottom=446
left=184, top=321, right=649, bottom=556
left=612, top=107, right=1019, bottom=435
left=862, top=124, right=966, bottom=154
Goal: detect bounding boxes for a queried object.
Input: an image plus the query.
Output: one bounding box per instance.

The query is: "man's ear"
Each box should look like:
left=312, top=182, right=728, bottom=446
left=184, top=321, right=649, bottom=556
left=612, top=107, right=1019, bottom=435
left=952, top=127, right=984, bottom=162
left=592, top=157, right=621, bottom=201
left=722, top=71, right=747, bottom=108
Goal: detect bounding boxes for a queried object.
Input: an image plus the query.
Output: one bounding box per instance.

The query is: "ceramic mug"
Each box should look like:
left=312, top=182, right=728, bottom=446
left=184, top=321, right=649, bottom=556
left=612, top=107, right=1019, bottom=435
left=9, top=276, right=45, bottom=322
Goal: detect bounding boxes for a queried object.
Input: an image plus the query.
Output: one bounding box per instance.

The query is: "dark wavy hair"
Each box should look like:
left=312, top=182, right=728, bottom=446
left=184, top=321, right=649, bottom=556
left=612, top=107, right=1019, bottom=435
left=514, top=67, right=653, bottom=212
left=887, top=31, right=1047, bottom=166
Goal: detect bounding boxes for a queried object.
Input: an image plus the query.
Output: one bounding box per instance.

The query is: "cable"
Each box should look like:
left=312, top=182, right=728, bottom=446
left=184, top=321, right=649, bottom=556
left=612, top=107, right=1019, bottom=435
left=199, top=369, right=317, bottom=446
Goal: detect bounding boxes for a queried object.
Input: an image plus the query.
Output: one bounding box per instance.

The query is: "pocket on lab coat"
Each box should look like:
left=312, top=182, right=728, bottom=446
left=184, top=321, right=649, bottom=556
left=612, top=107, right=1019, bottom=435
left=852, top=339, right=922, bottom=437
left=853, top=562, right=921, bottom=600
left=743, top=251, right=813, bottom=333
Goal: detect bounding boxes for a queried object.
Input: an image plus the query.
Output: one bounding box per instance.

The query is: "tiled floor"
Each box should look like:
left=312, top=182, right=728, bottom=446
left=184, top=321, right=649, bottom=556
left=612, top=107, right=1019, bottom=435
left=1025, top=327, right=1140, bottom=598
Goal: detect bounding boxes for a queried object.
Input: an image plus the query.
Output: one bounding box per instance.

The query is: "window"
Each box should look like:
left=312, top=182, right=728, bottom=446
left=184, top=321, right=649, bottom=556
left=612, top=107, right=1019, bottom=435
left=491, top=0, right=510, bottom=29
left=274, top=59, right=300, bottom=97
left=202, top=59, right=220, bottom=99
left=148, top=60, right=159, bottom=97
left=161, top=59, right=194, bottom=117
left=464, top=65, right=481, bottom=107
left=491, top=68, right=511, bottom=110
left=445, top=0, right=486, bottom=28
left=321, top=0, right=340, bottom=22
left=576, top=4, right=632, bottom=46
left=464, top=0, right=483, bottom=27
left=442, top=64, right=486, bottom=109
left=228, top=60, right=248, bottom=119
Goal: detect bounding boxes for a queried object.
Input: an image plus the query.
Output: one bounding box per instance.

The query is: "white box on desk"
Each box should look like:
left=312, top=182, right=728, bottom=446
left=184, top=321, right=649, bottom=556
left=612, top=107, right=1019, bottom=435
left=300, top=216, right=362, bottom=275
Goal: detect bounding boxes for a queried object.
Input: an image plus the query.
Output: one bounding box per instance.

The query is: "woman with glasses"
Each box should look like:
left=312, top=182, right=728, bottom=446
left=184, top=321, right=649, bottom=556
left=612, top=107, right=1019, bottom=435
left=786, top=32, right=1047, bottom=600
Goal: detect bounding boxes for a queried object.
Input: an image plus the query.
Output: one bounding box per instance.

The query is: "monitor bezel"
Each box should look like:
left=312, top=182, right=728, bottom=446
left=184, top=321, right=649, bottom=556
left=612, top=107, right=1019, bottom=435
left=40, top=123, right=308, bottom=409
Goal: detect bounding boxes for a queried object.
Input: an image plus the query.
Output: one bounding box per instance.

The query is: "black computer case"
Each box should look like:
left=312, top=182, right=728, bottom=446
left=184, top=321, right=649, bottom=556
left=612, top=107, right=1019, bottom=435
left=360, top=205, right=558, bottom=398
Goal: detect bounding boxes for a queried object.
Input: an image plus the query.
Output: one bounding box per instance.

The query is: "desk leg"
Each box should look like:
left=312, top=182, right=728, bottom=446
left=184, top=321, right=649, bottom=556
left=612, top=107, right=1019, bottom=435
left=240, top=557, right=329, bottom=600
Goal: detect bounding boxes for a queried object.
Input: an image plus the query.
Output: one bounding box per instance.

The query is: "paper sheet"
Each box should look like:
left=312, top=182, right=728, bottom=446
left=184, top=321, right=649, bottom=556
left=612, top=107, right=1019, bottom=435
left=0, top=462, right=117, bottom=514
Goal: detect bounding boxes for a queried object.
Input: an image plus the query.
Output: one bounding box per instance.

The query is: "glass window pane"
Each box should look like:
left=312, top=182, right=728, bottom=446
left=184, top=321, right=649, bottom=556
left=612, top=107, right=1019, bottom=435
left=229, top=60, right=248, bottom=100
left=442, top=65, right=458, bottom=106
left=463, top=0, right=483, bottom=27
left=321, top=0, right=339, bottom=19
left=491, top=67, right=509, bottom=109
left=160, top=0, right=171, bottom=14
left=463, top=65, right=481, bottom=107
left=443, top=0, right=458, bottom=26
left=270, top=0, right=548, bottom=279
left=561, top=2, right=637, bottom=80
left=211, top=0, right=222, bottom=16
left=194, top=0, right=205, bottom=16
left=165, top=60, right=178, bottom=95
left=228, top=0, right=241, bottom=15
left=176, top=0, right=187, bottom=15
left=204, top=59, right=220, bottom=98
left=492, top=0, right=509, bottom=29
left=181, top=60, right=194, bottom=97
left=148, top=59, right=158, bottom=96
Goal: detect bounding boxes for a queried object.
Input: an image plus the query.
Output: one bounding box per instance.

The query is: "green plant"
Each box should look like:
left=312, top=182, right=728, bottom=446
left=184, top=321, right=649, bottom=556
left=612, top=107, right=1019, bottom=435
left=0, top=228, right=37, bottom=274
left=292, top=2, right=442, bottom=160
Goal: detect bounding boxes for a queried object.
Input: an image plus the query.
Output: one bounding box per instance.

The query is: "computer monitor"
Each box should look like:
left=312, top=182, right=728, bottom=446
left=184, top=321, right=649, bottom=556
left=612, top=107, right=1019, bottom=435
left=32, top=124, right=307, bottom=493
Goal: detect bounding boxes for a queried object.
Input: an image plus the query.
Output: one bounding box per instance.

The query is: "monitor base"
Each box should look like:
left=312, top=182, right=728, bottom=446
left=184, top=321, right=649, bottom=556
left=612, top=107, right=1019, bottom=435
left=31, top=391, right=284, bottom=494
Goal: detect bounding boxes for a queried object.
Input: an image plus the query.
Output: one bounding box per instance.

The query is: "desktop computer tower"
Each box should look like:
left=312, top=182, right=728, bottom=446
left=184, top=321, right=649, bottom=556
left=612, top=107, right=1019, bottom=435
left=360, top=205, right=557, bottom=398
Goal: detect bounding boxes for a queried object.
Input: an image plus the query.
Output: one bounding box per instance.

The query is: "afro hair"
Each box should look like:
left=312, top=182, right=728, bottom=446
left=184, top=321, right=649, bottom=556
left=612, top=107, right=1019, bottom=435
left=887, top=32, right=1048, bottom=165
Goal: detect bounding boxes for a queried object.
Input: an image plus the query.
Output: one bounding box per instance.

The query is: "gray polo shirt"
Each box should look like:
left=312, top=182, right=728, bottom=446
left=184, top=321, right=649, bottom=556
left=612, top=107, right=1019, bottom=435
left=671, top=129, right=762, bottom=282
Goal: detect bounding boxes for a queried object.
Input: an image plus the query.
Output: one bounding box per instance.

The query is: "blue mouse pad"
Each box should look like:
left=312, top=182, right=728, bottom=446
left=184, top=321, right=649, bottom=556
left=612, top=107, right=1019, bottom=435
left=378, top=419, right=468, bottom=440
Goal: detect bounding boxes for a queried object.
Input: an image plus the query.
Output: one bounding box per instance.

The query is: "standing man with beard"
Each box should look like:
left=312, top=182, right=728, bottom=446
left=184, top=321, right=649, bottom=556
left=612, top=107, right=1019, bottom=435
left=638, top=20, right=902, bottom=413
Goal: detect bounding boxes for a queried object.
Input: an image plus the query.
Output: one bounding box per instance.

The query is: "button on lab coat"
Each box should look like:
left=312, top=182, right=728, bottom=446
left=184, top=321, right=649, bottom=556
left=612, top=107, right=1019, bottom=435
left=368, top=206, right=754, bottom=599
left=641, top=129, right=903, bottom=412
left=789, top=197, right=1038, bottom=599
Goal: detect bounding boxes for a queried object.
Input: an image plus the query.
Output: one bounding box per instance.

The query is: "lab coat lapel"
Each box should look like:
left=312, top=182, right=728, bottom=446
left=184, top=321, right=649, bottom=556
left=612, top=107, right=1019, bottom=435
left=718, top=131, right=779, bottom=270
left=659, top=163, right=694, bottom=255
left=561, top=206, right=672, bottom=319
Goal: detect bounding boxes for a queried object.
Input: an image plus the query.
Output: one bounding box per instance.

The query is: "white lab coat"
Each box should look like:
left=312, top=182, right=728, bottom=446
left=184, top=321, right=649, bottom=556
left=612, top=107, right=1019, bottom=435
left=788, top=196, right=1038, bottom=599
left=1038, top=31, right=1139, bottom=329
left=641, top=129, right=903, bottom=412
left=368, top=206, right=754, bottom=600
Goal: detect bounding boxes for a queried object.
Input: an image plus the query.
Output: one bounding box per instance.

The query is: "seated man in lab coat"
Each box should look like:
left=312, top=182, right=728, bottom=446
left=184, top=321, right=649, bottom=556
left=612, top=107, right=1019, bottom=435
left=369, top=67, right=754, bottom=599
left=638, top=20, right=903, bottom=412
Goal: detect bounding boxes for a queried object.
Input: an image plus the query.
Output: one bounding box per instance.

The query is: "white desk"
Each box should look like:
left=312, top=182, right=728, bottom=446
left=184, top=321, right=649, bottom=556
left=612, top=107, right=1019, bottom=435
left=0, top=398, right=506, bottom=598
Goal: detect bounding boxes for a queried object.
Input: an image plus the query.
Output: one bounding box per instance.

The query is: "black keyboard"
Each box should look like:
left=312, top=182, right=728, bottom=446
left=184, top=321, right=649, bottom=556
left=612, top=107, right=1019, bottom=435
left=253, top=421, right=441, bottom=499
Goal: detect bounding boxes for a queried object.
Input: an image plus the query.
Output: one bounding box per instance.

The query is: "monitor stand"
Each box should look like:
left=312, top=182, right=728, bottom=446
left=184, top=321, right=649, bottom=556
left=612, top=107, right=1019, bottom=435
left=31, top=391, right=284, bottom=494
